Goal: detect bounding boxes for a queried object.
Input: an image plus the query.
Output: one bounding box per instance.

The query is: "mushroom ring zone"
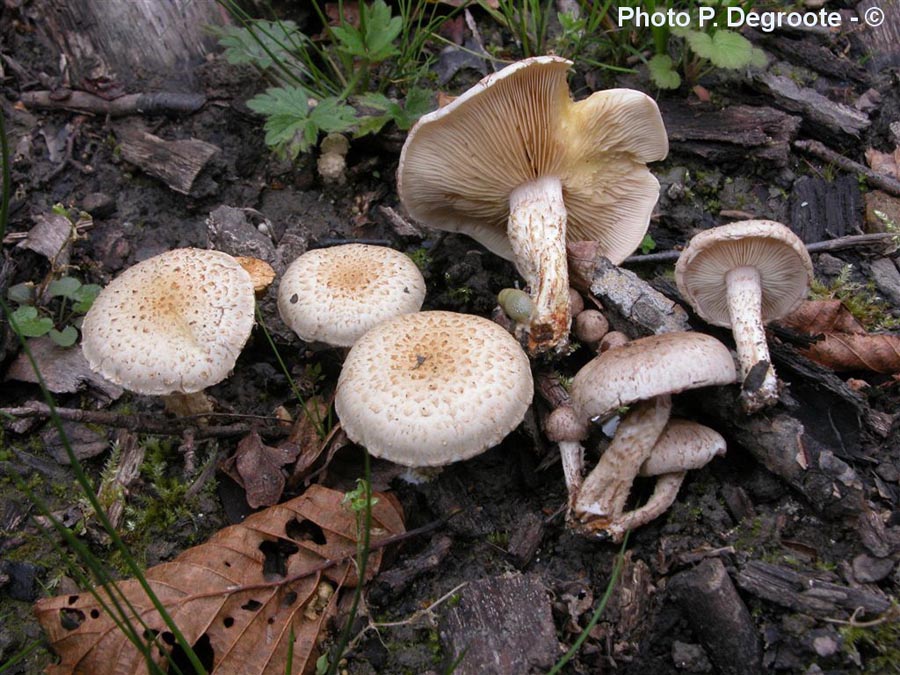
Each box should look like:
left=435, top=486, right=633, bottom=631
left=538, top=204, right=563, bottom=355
left=335, top=311, right=534, bottom=467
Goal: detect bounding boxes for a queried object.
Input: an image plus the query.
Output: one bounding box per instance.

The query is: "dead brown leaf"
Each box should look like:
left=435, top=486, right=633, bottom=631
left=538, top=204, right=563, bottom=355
left=232, top=431, right=302, bottom=508
left=866, top=146, right=900, bottom=180
left=777, top=300, right=866, bottom=335
left=777, top=301, right=900, bottom=372
left=801, top=333, right=900, bottom=373
left=34, top=485, right=405, bottom=674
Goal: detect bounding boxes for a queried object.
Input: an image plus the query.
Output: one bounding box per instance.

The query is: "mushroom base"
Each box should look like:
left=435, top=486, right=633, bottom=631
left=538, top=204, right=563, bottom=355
left=725, top=265, right=780, bottom=412
left=507, top=176, right=571, bottom=354
left=163, top=391, right=214, bottom=417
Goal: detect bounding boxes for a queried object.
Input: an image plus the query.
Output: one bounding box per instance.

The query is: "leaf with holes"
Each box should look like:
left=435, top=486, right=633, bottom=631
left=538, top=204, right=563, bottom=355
left=34, top=485, right=405, bottom=674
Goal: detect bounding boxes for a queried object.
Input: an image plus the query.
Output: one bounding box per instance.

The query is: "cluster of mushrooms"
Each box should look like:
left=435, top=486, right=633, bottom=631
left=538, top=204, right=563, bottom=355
left=80, top=56, right=815, bottom=542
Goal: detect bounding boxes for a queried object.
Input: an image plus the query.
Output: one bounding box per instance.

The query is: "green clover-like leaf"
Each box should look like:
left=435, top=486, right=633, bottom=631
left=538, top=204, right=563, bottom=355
left=9, top=306, right=54, bottom=338
left=48, top=276, right=83, bottom=299
left=648, top=54, right=682, bottom=89
left=49, top=325, right=79, bottom=348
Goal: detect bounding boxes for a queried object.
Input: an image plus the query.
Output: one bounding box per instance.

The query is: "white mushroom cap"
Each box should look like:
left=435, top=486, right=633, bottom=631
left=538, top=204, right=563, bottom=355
left=397, top=56, right=668, bottom=265
left=81, top=248, right=255, bottom=395
left=674, top=220, right=813, bottom=327
left=277, top=244, right=426, bottom=347
left=570, top=332, right=737, bottom=422
left=638, top=419, right=727, bottom=476
left=335, top=311, right=533, bottom=467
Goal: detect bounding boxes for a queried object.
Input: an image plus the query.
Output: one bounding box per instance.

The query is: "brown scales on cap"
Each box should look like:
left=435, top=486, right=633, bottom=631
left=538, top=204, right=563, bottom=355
left=277, top=244, right=426, bottom=347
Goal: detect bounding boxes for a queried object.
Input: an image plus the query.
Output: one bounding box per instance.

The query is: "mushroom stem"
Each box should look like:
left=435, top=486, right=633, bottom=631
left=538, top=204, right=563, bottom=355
left=559, top=440, right=585, bottom=499
left=507, top=176, right=571, bottom=354
left=725, top=265, right=779, bottom=412
left=573, top=395, right=672, bottom=524
left=162, top=391, right=214, bottom=417
left=601, top=472, right=686, bottom=542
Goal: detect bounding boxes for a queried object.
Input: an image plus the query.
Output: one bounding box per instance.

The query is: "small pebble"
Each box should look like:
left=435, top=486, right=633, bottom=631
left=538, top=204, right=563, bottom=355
left=852, top=554, right=895, bottom=583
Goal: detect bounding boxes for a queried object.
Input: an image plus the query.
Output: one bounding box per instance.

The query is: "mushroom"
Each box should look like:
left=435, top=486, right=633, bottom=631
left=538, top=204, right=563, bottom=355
left=555, top=332, right=736, bottom=538
left=277, top=244, right=426, bottom=347
left=398, top=56, right=668, bottom=354
left=81, top=248, right=256, bottom=415
left=675, top=220, right=813, bottom=413
left=596, top=419, right=726, bottom=542
left=335, top=311, right=533, bottom=468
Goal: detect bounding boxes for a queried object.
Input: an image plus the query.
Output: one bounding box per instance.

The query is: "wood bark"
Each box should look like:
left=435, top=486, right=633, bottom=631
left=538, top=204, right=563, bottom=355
left=31, top=0, right=230, bottom=93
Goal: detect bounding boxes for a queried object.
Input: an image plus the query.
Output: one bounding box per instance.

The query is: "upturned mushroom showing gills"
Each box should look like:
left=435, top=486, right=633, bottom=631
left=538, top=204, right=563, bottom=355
left=277, top=244, right=426, bottom=347
left=81, top=248, right=256, bottom=416
left=335, top=311, right=533, bottom=468
left=558, top=332, right=736, bottom=540
left=398, top=56, right=668, bottom=355
left=675, top=220, right=813, bottom=413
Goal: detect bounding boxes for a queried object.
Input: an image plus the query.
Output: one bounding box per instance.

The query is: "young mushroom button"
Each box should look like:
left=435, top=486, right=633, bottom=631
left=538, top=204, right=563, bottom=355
left=81, top=248, right=256, bottom=416
left=335, top=311, right=533, bottom=467
left=277, top=244, right=426, bottom=347
left=398, top=55, right=668, bottom=355
left=675, top=220, right=813, bottom=413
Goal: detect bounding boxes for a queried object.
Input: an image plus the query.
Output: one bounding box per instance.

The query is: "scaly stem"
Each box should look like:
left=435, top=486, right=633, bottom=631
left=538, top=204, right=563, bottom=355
left=603, top=472, right=686, bottom=543
left=574, top=395, right=671, bottom=525
left=507, top=176, right=571, bottom=354
left=725, top=265, right=779, bottom=412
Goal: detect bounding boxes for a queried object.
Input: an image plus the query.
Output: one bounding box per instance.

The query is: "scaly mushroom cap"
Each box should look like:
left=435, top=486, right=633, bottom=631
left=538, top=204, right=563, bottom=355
left=570, top=332, right=737, bottom=421
left=335, top=311, right=533, bottom=467
left=638, top=419, right=727, bottom=476
left=277, top=244, right=426, bottom=347
left=675, top=220, right=813, bottom=327
left=397, top=55, right=668, bottom=265
left=82, top=248, right=255, bottom=395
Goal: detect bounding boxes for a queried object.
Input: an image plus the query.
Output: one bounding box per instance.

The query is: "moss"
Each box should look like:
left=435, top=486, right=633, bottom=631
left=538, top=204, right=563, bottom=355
left=839, top=604, right=900, bottom=673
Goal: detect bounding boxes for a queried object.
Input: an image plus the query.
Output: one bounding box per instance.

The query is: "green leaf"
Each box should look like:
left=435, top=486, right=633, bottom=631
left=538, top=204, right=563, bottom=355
left=685, top=29, right=753, bottom=69
left=750, top=47, right=768, bottom=69
left=7, top=282, right=35, bottom=305
left=71, top=284, right=101, bottom=314
left=640, top=233, right=657, bottom=255
left=210, top=21, right=305, bottom=72
left=48, top=276, right=82, bottom=299
left=9, top=306, right=54, bottom=338
left=246, top=86, right=309, bottom=117
left=331, top=24, right=367, bottom=59
left=309, top=98, right=358, bottom=134
left=648, top=54, right=681, bottom=89
left=49, top=325, right=78, bottom=348
left=355, top=114, right=391, bottom=137
left=248, top=87, right=315, bottom=158
left=362, top=1, right=402, bottom=62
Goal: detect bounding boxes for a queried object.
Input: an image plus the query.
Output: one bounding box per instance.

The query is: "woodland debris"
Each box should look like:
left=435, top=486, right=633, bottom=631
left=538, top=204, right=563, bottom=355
left=221, top=431, right=301, bottom=508
left=19, top=91, right=206, bottom=117
left=753, top=69, right=870, bottom=139
left=795, top=139, right=900, bottom=197
left=659, top=102, right=800, bottom=166
left=438, top=574, right=559, bottom=675
left=5, top=337, right=123, bottom=398
left=206, top=205, right=277, bottom=263
left=34, top=486, right=406, bottom=675
left=15, top=212, right=75, bottom=268
left=115, top=124, right=220, bottom=195
left=566, top=246, right=690, bottom=336
left=852, top=0, right=900, bottom=73
left=736, top=560, right=891, bottom=618
left=96, top=430, right=145, bottom=529
left=789, top=174, right=860, bottom=242
left=370, top=534, right=453, bottom=601
left=668, top=558, right=763, bottom=675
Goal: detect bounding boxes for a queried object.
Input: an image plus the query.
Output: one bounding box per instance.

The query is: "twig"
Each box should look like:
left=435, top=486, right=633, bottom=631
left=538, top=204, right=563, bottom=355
left=823, top=604, right=900, bottom=628
left=19, top=90, right=206, bottom=118
left=623, top=232, right=900, bottom=265
left=0, top=401, right=290, bottom=439
left=371, top=582, right=468, bottom=630
left=794, top=139, right=900, bottom=197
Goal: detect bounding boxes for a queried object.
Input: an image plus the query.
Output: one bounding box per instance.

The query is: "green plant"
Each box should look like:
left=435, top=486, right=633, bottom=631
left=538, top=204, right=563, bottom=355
left=643, top=0, right=767, bottom=90
left=7, top=274, right=100, bottom=347
left=214, top=0, right=453, bottom=159
left=639, top=232, right=657, bottom=254
left=839, top=604, right=900, bottom=673
left=809, top=265, right=900, bottom=331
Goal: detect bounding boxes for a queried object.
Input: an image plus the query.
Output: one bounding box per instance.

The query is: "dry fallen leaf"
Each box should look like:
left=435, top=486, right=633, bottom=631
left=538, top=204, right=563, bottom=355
left=777, top=300, right=900, bottom=373
left=865, top=146, right=900, bottom=180
left=232, top=431, right=302, bottom=508
left=5, top=336, right=123, bottom=398
left=35, top=485, right=405, bottom=674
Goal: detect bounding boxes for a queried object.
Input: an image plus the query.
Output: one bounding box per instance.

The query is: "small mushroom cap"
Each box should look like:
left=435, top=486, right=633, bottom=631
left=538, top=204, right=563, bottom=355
left=82, top=248, right=255, bottom=395
left=638, top=419, right=726, bottom=476
left=398, top=56, right=668, bottom=265
left=335, top=311, right=534, bottom=467
left=571, top=332, right=737, bottom=421
left=675, top=220, right=813, bottom=328
left=277, top=244, right=426, bottom=347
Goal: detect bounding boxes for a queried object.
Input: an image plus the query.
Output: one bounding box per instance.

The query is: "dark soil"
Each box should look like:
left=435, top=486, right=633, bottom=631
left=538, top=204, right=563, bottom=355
left=2, top=3, right=899, bottom=675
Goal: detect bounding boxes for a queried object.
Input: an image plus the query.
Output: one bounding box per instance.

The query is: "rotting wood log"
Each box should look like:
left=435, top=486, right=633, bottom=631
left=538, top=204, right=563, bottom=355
left=668, top=558, right=763, bottom=675
left=794, top=139, right=900, bottom=198
left=789, top=174, right=861, bottom=243
left=659, top=102, right=800, bottom=167
left=746, top=30, right=868, bottom=83
left=852, top=0, right=900, bottom=74
left=30, top=0, right=229, bottom=94
left=566, top=244, right=691, bottom=336
left=115, top=125, right=220, bottom=195
left=736, top=560, right=892, bottom=618
left=752, top=67, right=870, bottom=140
